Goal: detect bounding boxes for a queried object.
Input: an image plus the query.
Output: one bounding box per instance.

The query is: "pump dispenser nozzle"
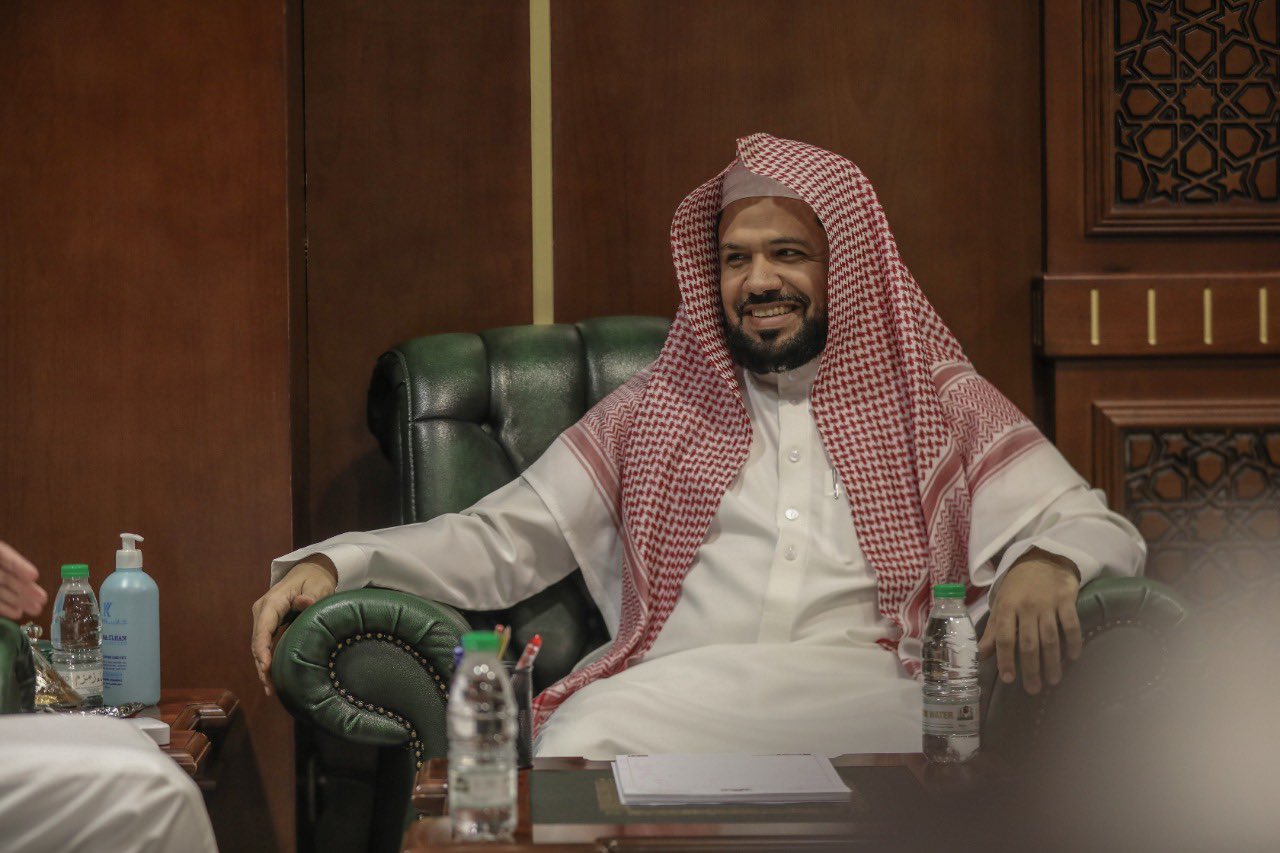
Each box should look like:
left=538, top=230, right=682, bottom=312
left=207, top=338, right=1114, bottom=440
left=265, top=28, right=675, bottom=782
left=117, top=533, right=145, bottom=569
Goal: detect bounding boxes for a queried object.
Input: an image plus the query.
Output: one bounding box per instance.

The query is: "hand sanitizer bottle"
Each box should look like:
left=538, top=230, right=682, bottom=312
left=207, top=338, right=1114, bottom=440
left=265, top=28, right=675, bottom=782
left=100, top=533, right=161, bottom=706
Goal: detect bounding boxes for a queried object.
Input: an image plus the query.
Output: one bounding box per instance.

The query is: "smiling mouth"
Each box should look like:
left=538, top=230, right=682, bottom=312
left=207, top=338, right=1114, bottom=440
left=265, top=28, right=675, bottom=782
left=747, top=304, right=797, bottom=318
left=738, top=297, right=807, bottom=324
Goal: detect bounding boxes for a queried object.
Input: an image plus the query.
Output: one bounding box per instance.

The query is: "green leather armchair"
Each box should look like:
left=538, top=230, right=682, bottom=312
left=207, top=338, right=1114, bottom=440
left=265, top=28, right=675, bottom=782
left=271, top=316, right=1191, bottom=851
left=1, top=618, right=37, bottom=714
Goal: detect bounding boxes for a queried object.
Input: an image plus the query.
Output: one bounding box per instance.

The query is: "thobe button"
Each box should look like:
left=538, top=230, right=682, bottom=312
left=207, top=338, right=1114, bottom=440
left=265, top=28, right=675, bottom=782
left=787, top=448, right=801, bottom=463
left=784, top=508, right=799, bottom=521
left=784, top=546, right=798, bottom=561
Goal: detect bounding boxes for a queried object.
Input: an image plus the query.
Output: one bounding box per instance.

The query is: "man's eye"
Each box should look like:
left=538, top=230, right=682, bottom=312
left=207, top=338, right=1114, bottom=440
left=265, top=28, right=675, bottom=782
left=723, top=253, right=747, bottom=265
left=776, top=248, right=803, bottom=258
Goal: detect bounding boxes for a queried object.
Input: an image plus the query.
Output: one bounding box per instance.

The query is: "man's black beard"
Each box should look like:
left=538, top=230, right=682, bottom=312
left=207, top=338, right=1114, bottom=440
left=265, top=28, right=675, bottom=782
left=722, top=303, right=829, bottom=374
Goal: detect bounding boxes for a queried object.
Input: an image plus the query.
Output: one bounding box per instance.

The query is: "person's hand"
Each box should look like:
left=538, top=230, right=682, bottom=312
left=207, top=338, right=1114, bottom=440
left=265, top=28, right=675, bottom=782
left=977, top=548, right=1082, bottom=695
left=0, top=539, right=47, bottom=621
left=251, top=557, right=337, bottom=696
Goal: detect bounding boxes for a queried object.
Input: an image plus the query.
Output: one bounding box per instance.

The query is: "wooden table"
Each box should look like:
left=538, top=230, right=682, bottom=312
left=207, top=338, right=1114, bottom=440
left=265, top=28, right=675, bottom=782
left=404, top=753, right=1006, bottom=852
left=135, top=688, right=240, bottom=791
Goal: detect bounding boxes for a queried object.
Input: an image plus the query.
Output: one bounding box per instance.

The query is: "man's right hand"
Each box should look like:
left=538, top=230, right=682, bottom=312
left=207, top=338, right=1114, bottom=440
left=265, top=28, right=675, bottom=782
left=0, top=538, right=47, bottom=621
left=251, top=557, right=338, bottom=696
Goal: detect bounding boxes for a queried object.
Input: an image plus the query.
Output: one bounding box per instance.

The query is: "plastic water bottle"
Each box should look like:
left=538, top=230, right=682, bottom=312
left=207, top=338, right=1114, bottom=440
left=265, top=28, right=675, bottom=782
left=922, top=582, right=979, bottom=763
left=50, top=563, right=104, bottom=707
left=448, top=630, right=517, bottom=842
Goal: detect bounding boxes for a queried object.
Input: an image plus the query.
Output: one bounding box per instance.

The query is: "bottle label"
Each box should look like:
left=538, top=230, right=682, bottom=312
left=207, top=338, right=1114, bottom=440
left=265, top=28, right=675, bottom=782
left=59, top=667, right=104, bottom=697
left=922, top=699, right=980, bottom=735
left=104, top=654, right=126, bottom=688
left=450, top=769, right=514, bottom=809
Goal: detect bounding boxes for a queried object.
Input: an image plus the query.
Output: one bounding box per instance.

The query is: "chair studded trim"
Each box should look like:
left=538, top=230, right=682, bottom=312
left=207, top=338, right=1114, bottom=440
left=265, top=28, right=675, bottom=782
left=272, top=590, right=468, bottom=761
left=327, top=632, right=448, bottom=769
left=1024, top=616, right=1174, bottom=750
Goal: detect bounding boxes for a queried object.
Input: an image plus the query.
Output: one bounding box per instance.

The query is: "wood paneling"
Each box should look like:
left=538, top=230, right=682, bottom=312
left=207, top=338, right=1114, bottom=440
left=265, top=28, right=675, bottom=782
left=551, top=0, right=1044, bottom=418
left=1082, top=0, right=1280, bottom=234
left=1052, top=360, right=1280, bottom=477
left=303, top=0, right=533, bottom=542
left=1043, top=0, right=1280, bottom=621
left=0, top=3, right=296, bottom=849
left=1045, top=0, right=1280, bottom=273
left=1090, top=400, right=1280, bottom=627
left=1040, top=274, right=1278, bottom=356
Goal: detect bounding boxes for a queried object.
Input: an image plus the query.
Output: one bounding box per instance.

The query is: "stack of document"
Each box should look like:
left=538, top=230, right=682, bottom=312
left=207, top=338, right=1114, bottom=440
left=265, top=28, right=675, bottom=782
left=611, top=753, right=851, bottom=806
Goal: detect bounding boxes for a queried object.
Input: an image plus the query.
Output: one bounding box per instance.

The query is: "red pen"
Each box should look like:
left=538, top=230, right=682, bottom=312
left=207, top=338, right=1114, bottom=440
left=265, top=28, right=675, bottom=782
left=515, top=635, right=542, bottom=670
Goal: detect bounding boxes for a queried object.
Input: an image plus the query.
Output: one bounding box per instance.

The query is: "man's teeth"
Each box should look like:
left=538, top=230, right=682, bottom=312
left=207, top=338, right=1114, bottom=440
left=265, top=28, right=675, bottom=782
left=749, top=305, right=795, bottom=317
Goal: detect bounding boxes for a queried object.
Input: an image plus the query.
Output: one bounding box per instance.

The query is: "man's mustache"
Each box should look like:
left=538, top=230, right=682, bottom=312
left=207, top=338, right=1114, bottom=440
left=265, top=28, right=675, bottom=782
left=735, top=291, right=811, bottom=315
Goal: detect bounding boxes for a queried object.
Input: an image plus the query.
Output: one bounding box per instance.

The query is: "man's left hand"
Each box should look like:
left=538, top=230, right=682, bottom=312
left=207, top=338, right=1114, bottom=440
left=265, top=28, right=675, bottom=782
left=977, top=548, right=1082, bottom=694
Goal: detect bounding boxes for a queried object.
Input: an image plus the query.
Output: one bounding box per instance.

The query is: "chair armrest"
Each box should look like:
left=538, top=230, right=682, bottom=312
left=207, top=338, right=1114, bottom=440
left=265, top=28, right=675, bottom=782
left=0, top=618, right=37, bottom=714
left=271, top=590, right=470, bottom=764
left=982, top=576, right=1192, bottom=764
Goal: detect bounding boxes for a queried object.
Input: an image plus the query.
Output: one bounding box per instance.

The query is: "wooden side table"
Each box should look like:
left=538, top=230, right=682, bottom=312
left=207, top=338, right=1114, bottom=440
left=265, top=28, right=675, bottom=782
left=137, top=688, right=240, bottom=791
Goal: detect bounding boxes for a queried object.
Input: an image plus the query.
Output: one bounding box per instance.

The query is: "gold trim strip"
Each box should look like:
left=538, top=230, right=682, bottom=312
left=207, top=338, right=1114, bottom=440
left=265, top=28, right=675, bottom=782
left=1146, top=288, right=1157, bottom=345
left=1203, top=287, right=1213, bottom=345
left=1089, top=289, right=1100, bottom=346
left=529, top=0, right=554, bottom=324
left=1262, top=288, right=1270, bottom=344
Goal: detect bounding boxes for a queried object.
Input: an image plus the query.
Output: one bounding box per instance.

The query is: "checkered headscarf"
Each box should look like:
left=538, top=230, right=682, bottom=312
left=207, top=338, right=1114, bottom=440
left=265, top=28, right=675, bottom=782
left=534, top=134, right=1047, bottom=729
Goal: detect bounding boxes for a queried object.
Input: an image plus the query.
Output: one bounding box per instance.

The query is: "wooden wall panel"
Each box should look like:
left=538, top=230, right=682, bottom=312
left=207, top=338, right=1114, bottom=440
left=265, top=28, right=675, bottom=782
left=550, top=0, right=1044, bottom=418
left=1053, top=359, right=1280, bottom=481
left=303, top=0, right=533, bottom=543
left=1045, top=0, right=1280, bottom=273
left=1052, top=360, right=1280, bottom=617
left=0, top=2, right=296, bottom=850
left=1043, top=0, right=1280, bottom=611
left=1081, top=0, right=1280, bottom=235
left=1039, top=274, right=1278, bottom=356
left=1087, top=396, right=1280, bottom=630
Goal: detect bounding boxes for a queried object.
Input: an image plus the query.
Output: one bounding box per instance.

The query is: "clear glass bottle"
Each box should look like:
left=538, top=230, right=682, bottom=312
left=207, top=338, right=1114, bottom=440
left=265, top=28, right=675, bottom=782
left=50, top=563, right=104, bottom=707
left=922, top=582, right=979, bottom=763
left=447, top=631, right=517, bottom=842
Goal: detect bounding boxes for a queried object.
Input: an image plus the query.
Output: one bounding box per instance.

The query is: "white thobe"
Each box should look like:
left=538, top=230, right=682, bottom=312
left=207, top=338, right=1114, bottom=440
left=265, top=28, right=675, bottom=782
left=0, top=716, right=218, bottom=853
left=273, top=360, right=1145, bottom=759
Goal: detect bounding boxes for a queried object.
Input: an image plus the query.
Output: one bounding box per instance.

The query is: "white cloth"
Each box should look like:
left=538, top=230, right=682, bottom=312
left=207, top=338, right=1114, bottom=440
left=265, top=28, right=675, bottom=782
left=0, top=715, right=218, bottom=853
left=272, top=362, right=1145, bottom=759
left=720, top=162, right=803, bottom=208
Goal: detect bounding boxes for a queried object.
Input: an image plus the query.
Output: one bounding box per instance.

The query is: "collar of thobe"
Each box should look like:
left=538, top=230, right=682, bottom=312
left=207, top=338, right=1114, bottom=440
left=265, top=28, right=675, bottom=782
left=742, top=357, right=821, bottom=399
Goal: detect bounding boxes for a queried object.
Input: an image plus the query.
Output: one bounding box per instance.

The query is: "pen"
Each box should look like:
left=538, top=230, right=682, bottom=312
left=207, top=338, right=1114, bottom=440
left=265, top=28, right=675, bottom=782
left=515, top=634, right=542, bottom=670
left=497, top=624, right=512, bottom=659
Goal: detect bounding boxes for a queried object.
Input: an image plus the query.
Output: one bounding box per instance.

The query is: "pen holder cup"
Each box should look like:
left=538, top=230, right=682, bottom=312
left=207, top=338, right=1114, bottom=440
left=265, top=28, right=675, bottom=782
left=504, top=661, right=534, bottom=769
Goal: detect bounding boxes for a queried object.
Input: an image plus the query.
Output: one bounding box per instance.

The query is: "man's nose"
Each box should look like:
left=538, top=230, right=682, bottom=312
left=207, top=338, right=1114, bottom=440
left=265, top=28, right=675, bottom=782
left=743, top=256, right=780, bottom=293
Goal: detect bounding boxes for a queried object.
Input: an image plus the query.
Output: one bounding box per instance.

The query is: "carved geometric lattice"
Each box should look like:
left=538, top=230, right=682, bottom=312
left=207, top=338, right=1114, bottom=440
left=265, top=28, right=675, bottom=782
left=1086, top=0, right=1280, bottom=232
left=1123, top=427, right=1280, bottom=627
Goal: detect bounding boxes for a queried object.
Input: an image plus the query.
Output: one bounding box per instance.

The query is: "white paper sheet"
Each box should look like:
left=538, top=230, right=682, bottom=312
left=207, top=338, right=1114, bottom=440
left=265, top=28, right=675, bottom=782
left=611, top=753, right=851, bottom=806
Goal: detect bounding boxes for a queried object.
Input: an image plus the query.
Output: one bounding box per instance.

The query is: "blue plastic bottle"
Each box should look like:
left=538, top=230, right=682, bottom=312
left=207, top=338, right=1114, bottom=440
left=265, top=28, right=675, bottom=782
left=99, top=533, right=161, bottom=706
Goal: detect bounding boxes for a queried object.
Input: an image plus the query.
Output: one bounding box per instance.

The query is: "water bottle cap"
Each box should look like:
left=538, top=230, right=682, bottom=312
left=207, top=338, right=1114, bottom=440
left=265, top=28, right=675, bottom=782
left=460, top=631, right=500, bottom=653
left=932, top=583, right=966, bottom=599
left=60, top=563, right=89, bottom=579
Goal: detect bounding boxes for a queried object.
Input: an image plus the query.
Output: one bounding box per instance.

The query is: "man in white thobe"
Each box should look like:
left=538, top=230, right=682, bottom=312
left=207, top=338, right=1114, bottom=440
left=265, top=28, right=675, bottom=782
left=252, top=134, right=1144, bottom=759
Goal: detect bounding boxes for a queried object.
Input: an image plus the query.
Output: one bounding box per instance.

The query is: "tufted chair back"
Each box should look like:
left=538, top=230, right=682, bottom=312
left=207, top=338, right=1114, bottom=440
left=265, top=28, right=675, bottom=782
left=365, top=316, right=670, bottom=689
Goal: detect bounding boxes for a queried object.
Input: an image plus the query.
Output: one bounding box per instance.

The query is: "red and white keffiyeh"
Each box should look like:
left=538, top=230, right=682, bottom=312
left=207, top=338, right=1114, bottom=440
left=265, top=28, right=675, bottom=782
left=532, top=134, right=1052, bottom=730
